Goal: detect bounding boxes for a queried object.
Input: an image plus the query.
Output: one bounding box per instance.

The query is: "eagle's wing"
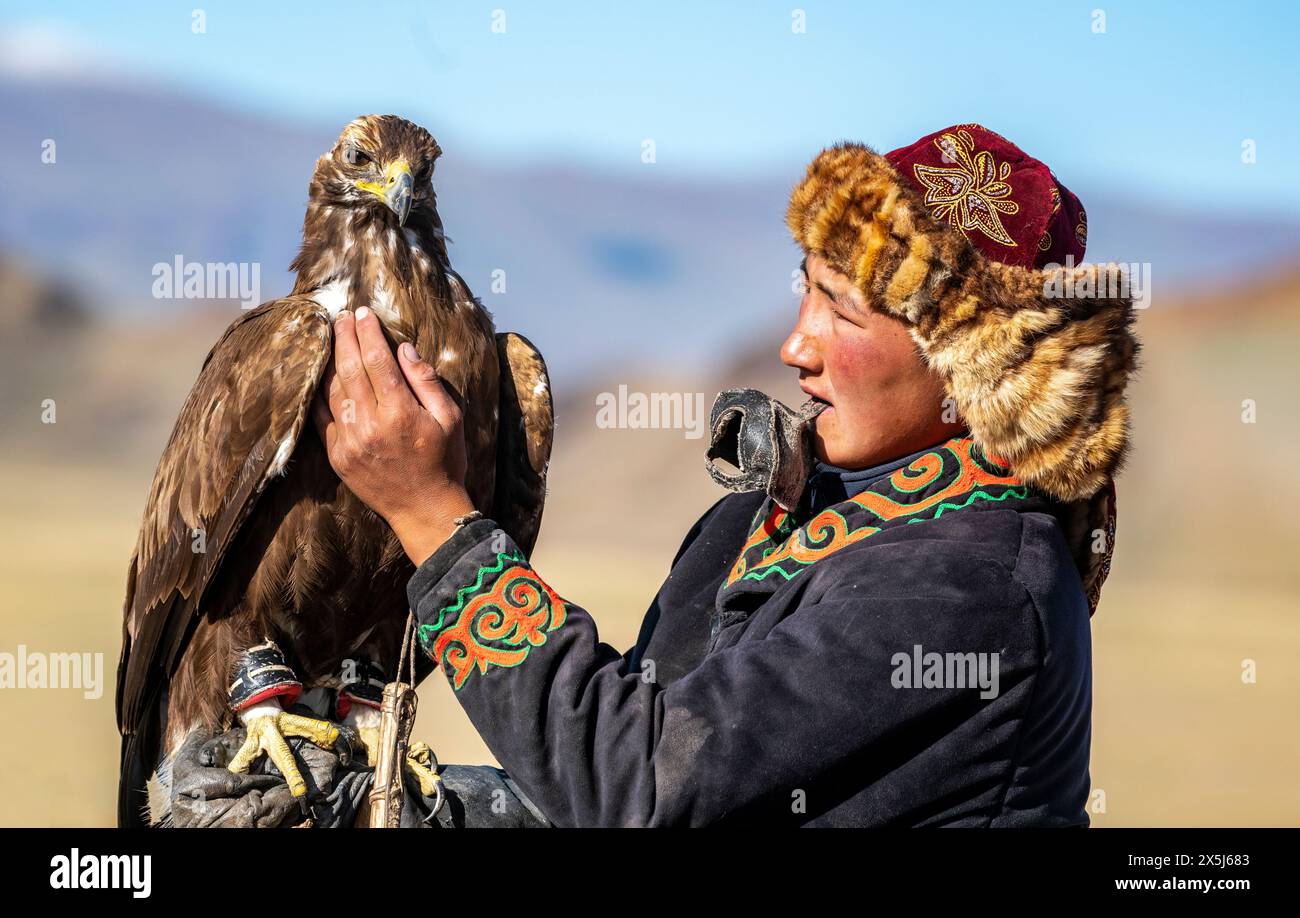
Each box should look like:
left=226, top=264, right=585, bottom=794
left=117, top=296, right=331, bottom=823
left=491, top=332, right=554, bottom=556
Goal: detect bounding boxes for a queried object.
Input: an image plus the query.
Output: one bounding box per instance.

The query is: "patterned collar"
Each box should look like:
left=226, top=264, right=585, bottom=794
left=804, top=440, right=965, bottom=514
left=719, top=437, right=1032, bottom=600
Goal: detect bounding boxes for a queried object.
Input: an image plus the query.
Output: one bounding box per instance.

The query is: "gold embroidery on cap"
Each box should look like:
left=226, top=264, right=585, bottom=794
left=911, top=129, right=1019, bottom=247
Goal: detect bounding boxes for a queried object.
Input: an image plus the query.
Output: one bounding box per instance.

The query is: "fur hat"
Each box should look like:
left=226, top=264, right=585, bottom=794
left=787, top=125, right=1139, bottom=505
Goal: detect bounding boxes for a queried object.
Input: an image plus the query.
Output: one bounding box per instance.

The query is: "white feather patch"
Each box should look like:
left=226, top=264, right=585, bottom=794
left=238, top=700, right=286, bottom=726
left=371, top=270, right=399, bottom=326
left=311, top=278, right=350, bottom=317
left=269, top=435, right=295, bottom=476
left=343, top=705, right=382, bottom=730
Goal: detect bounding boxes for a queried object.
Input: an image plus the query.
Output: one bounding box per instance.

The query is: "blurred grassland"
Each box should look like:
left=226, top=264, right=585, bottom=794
left=1, top=269, right=1298, bottom=827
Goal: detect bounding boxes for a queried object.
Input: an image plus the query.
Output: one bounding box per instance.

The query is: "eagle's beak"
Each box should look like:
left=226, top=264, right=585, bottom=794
left=357, top=160, right=414, bottom=226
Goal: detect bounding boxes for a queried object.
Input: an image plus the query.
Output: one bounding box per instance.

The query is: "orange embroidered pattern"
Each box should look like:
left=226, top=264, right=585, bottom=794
left=725, top=438, right=1027, bottom=586
left=911, top=129, right=1020, bottom=247
left=425, top=553, right=568, bottom=691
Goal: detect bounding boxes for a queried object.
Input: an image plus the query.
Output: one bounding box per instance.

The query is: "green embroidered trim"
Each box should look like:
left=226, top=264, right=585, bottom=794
left=419, top=548, right=568, bottom=691
left=735, top=485, right=1029, bottom=585
left=417, top=548, right=526, bottom=650
left=919, top=485, right=1029, bottom=522
left=727, top=438, right=1026, bottom=589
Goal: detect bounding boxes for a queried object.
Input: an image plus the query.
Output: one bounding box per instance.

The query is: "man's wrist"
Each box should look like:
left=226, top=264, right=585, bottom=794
left=387, top=487, right=477, bottom=566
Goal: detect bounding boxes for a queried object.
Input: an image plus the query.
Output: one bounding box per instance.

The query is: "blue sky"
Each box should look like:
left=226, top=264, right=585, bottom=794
left=2, top=0, right=1298, bottom=215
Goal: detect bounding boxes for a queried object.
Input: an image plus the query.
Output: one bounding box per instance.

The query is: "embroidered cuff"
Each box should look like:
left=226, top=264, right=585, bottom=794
left=407, top=521, right=567, bottom=691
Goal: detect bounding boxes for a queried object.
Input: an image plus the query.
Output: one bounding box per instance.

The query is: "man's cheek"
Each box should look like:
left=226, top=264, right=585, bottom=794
left=827, top=334, right=878, bottom=401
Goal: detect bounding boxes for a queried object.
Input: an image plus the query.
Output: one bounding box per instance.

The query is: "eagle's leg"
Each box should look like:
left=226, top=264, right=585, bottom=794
left=337, top=658, right=386, bottom=767
left=337, top=659, right=442, bottom=798
left=225, top=640, right=358, bottom=800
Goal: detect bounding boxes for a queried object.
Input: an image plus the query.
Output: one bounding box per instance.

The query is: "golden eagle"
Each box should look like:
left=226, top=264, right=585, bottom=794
left=115, top=115, right=553, bottom=826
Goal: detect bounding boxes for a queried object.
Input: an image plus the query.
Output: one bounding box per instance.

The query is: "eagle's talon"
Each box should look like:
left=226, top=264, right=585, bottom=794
left=227, top=711, right=346, bottom=798
left=277, top=711, right=342, bottom=747
left=355, top=729, right=442, bottom=799
left=406, top=740, right=442, bottom=799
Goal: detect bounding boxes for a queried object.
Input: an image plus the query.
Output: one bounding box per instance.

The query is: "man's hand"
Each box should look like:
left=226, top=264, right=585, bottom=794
left=313, top=306, right=476, bottom=566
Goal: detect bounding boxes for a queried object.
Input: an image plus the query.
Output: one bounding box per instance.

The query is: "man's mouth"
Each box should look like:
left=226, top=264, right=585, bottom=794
left=799, top=384, right=832, bottom=418
left=801, top=393, right=831, bottom=420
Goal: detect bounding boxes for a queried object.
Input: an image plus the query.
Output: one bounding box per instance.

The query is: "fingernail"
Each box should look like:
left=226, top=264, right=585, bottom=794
left=400, top=342, right=421, bottom=362
left=356, top=306, right=371, bottom=320
left=335, top=309, right=351, bottom=323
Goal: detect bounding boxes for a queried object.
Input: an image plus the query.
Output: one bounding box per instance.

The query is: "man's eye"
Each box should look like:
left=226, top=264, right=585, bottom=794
left=343, top=146, right=372, bottom=167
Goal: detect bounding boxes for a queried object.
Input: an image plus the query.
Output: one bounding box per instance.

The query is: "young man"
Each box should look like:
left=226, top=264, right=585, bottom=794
left=313, top=124, right=1138, bottom=826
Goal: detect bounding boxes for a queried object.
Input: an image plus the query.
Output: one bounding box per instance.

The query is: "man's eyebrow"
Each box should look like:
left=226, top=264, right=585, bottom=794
left=803, top=259, right=865, bottom=314
left=815, top=279, right=862, bottom=314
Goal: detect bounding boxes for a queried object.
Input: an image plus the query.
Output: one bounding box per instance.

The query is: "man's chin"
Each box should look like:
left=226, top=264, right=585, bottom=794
left=812, top=412, right=883, bottom=471
left=810, top=413, right=837, bottom=465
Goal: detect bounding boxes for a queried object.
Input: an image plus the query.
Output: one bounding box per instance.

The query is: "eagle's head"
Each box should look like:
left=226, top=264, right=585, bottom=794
left=310, top=114, right=443, bottom=229
left=292, top=115, right=457, bottom=308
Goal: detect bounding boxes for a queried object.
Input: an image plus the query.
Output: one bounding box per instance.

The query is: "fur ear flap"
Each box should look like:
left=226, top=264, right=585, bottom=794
left=788, top=144, right=1140, bottom=503
left=924, top=260, right=1139, bottom=502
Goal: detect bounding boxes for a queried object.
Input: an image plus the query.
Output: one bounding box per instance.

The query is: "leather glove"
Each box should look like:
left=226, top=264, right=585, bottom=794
left=705, top=388, right=825, bottom=510
left=170, top=717, right=370, bottom=828
left=171, top=723, right=549, bottom=827
left=427, top=766, right=551, bottom=828
left=170, top=727, right=311, bottom=827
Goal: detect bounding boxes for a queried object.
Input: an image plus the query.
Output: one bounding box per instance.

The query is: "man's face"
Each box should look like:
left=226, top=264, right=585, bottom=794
left=781, top=254, right=964, bottom=468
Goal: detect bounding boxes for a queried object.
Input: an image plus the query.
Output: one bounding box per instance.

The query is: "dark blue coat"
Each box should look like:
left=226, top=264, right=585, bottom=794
left=411, top=437, right=1092, bottom=827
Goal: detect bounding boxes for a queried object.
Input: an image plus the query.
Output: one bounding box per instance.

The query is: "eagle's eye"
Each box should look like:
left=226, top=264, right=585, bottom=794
left=342, top=145, right=372, bottom=168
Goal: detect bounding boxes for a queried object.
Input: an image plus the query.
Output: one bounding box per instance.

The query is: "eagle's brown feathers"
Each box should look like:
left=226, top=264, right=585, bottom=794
left=116, top=116, right=553, bottom=826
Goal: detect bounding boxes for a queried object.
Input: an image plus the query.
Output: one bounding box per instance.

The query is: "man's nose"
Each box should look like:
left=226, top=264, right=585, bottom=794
left=780, top=326, right=821, bottom=374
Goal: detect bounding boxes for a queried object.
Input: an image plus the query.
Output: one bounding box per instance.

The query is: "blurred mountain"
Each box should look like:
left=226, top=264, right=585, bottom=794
left=0, top=253, right=87, bottom=332
left=5, top=72, right=1300, bottom=386
left=0, top=254, right=231, bottom=460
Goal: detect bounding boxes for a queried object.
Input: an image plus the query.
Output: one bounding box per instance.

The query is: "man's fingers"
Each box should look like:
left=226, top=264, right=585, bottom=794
left=354, top=306, right=409, bottom=407
left=398, top=342, right=460, bottom=424
left=190, top=768, right=282, bottom=799
left=323, top=363, right=356, bottom=434
left=249, top=786, right=302, bottom=828
left=331, top=310, right=376, bottom=410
